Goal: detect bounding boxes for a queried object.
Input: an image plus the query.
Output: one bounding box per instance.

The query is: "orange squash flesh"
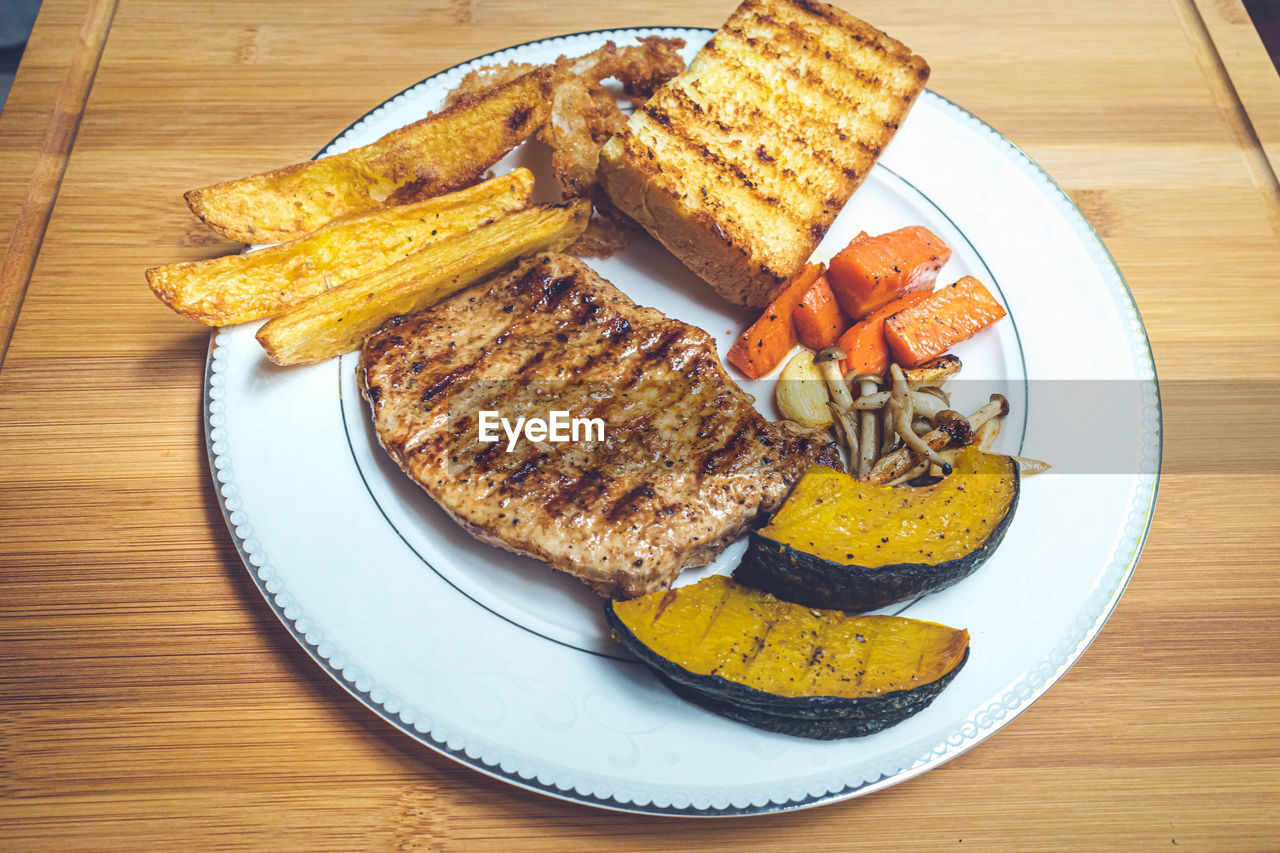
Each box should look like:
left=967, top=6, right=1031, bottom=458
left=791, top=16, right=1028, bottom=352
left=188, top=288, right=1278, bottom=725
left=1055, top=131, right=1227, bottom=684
left=735, top=447, right=1020, bottom=613
left=760, top=447, right=1015, bottom=568
left=609, top=575, right=969, bottom=700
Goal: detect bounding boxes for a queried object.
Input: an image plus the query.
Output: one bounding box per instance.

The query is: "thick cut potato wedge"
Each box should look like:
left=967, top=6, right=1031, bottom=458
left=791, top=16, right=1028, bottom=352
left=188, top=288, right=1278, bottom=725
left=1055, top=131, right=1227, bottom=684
left=148, top=170, right=535, bottom=326
left=256, top=200, right=591, bottom=365
left=186, top=70, right=550, bottom=244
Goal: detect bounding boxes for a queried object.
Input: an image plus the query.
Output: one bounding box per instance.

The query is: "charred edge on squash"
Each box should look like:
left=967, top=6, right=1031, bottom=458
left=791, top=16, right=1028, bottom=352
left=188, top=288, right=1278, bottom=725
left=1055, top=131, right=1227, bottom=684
left=603, top=580, right=970, bottom=731
left=733, top=450, right=1019, bottom=613
left=653, top=649, right=967, bottom=739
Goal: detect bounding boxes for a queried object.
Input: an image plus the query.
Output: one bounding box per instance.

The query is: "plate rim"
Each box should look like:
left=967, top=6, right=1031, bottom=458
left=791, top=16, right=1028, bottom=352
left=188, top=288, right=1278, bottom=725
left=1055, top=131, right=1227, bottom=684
left=203, top=26, right=1164, bottom=817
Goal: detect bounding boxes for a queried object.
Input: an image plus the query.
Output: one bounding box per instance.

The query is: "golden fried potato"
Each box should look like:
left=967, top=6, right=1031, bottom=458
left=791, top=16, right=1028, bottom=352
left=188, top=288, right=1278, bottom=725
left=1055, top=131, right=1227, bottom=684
left=441, top=37, right=686, bottom=260
left=148, top=170, right=534, bottom=326
left=186, top=70, right=550, bottom=244
left=255, top=200, right=591, bottom=366
left=444, top=61, right=540, bottom=108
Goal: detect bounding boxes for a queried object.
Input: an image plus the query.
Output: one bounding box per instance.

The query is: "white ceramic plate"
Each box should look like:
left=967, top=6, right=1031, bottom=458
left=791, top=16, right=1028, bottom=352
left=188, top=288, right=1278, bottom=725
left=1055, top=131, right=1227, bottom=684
left=204, top=28, right=1162, bottom=815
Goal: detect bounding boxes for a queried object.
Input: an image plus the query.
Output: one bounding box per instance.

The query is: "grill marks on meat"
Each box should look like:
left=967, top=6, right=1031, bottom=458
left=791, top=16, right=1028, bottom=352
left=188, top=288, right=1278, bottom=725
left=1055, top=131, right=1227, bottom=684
left=359, top=253, right=839, bottom=598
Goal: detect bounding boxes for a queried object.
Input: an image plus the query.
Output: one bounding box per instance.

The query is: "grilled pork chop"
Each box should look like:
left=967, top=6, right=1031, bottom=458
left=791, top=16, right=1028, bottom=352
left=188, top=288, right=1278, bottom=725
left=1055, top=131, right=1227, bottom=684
left=358, top=253, right=840, bottom=598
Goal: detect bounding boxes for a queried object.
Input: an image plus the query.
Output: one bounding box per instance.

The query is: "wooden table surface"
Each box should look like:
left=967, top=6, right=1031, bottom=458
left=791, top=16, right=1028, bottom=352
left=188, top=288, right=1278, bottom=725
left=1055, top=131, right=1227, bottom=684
left=2, top=0, right=1277, bottom=849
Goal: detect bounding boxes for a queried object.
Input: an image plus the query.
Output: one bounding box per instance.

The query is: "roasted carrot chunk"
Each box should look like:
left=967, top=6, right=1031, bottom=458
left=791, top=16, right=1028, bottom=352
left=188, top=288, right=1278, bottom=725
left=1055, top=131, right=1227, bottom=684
left=727, top=263, right=825, bottom=379
left=883, top=277, right=1008, bottom=368
left=836, top=290, right=931, bottom=377
left=827, top=226, right=952, bottom=320
left=793, top=274, right=848, bottom=350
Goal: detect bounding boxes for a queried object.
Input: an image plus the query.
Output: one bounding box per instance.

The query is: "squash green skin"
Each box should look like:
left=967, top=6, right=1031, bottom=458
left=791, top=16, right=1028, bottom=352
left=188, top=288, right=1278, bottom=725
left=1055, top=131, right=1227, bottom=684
left=655, top=652, right=967, bottom=739
left=603, top=602, right=968, bottom=725
left=733, top=456, right=1020, bottom=613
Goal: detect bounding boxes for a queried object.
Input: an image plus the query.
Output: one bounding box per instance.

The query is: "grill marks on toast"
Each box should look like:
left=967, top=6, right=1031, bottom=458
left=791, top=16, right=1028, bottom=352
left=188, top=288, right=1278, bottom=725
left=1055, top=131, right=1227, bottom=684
left=676, top=56, right=872, bottom=196
left=599, top=0, right=928, bottom=307
left=624, top=112, right=808, bottom=271
left=719, top=16, right=921, bottom=121
left=701, top=32, right=881, bottom=152
left=654, top=87, right=842, bottom=227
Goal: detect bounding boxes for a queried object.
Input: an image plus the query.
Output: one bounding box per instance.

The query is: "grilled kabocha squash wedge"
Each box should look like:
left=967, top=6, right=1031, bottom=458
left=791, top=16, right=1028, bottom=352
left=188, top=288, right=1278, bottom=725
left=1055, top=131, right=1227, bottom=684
left=605, top=575, right=969, bottom=739
left=735, top=446, right=1018, bottom=613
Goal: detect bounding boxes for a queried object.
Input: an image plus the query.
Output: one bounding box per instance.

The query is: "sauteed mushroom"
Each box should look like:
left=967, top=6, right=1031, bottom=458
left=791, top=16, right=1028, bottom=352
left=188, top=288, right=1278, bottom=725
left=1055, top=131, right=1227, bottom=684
left=850, top=372, right=882, bottom=478
left=902, top=354, right=962, bottom=389
left=813, top=347, right=855, bottom=410
left=826, top=402, right=861, bottom=463
left=796, top=344, right=1042, bottom=484
left=814, top=347, right=861, bottom=465
left=888, top=396, right=953, bottom=475
left=1008, top=455, right=1052, bottom=475
left=867, top=396, right=1002, bottom=485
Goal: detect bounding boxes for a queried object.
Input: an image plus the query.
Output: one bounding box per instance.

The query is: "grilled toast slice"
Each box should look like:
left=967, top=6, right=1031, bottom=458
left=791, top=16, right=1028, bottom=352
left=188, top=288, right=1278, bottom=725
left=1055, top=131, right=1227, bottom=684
left=598, top=0, right=929, bottom=307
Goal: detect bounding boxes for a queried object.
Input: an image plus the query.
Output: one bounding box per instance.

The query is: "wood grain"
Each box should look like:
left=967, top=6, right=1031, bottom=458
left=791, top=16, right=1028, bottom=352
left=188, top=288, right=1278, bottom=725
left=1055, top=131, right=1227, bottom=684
left=1, top=0, right=1279, bottom=849
left=1192, top=0, right=1280, bottom=179
left=0, top=0, right=118, bottom=368
left=1180, top=0, right=1280, bottom=238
